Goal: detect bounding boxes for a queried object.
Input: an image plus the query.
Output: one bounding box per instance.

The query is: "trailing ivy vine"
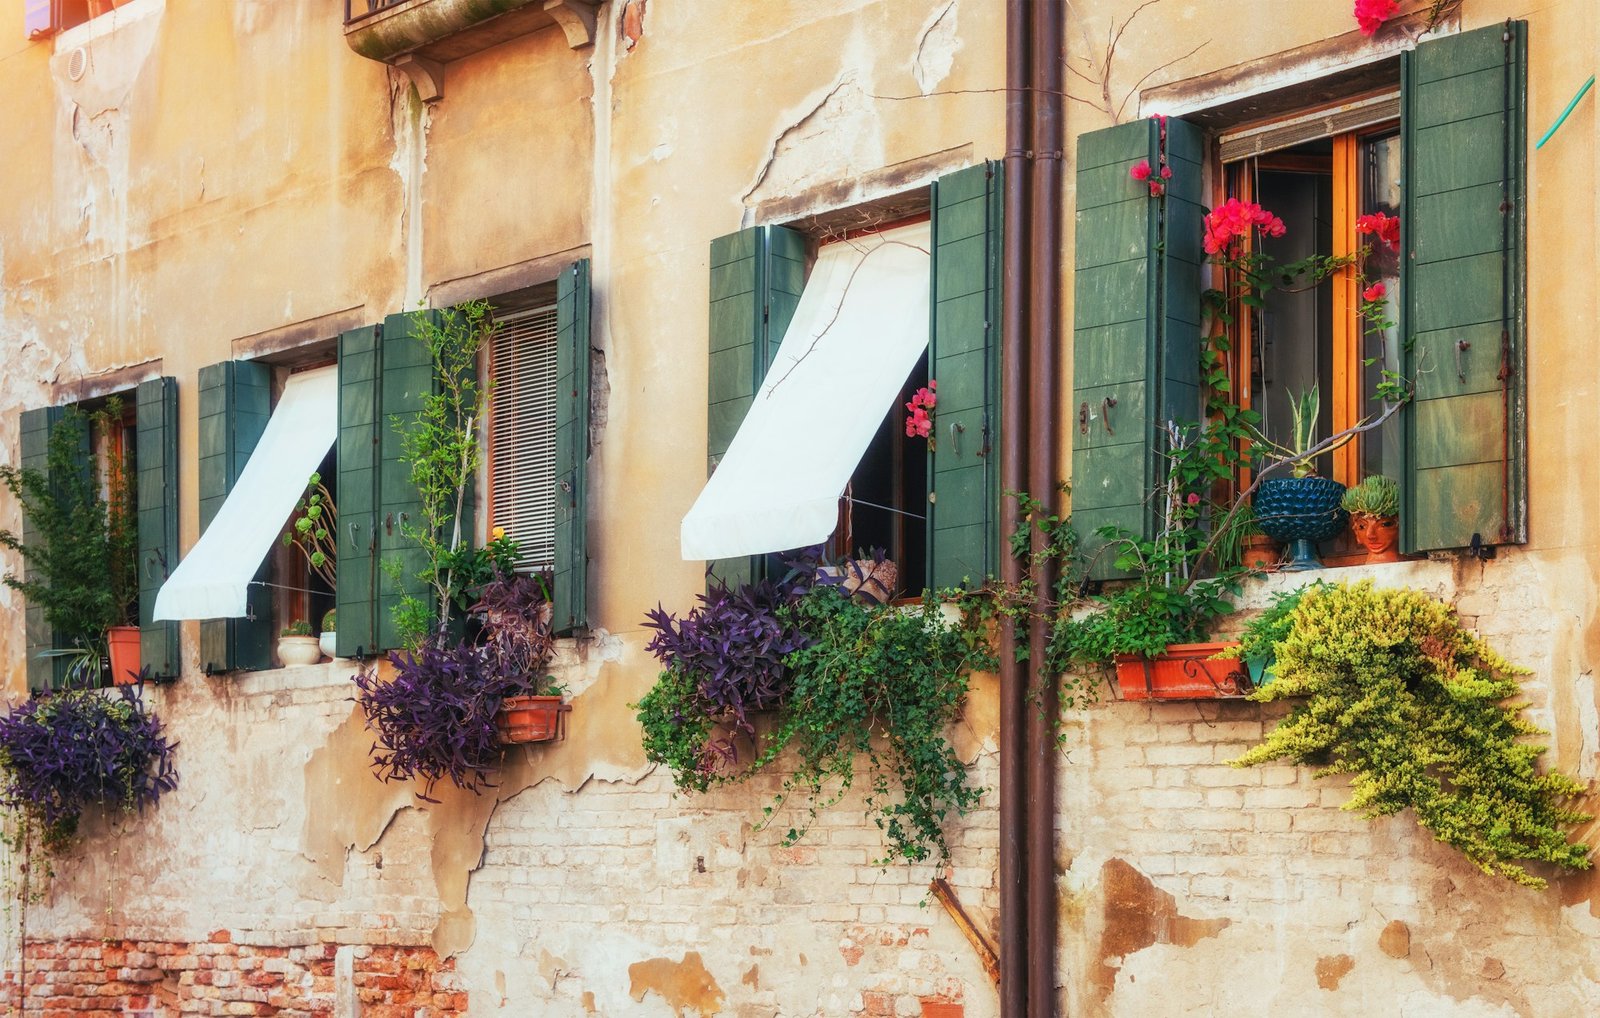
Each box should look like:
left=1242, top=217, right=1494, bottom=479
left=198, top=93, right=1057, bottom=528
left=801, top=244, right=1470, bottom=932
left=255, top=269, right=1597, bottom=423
left=1232, top=581, right=1592, bottom=888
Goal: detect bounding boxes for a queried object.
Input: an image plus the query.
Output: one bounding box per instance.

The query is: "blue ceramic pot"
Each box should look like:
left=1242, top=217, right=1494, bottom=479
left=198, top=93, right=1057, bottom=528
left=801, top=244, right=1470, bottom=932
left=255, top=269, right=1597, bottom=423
left=1254, top=477, right=1348, bottom=570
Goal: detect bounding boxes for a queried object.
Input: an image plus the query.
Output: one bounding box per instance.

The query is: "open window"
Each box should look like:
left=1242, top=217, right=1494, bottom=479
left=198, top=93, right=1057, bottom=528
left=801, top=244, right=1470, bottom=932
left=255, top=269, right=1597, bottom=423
left=686, top=166, right=1002, bottom=598
left=1070, top=22, right=1526, bottom=575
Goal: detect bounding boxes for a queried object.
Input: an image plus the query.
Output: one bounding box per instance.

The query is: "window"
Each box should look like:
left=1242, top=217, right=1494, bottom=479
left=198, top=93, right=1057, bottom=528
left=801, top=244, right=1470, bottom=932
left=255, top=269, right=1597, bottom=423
left=26, top=0, right=129, bottom=40
left=487, top=303, right=561, bottom=574
left=1070, top=22, right=1527, bottom=574
left=1223, top=119, right=1402, bottom=495
left=689, top=163, right=1003, bottom=595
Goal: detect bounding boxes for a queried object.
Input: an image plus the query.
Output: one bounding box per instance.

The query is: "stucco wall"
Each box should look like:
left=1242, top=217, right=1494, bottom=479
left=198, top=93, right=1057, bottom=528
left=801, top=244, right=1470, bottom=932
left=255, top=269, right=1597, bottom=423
left=0, top=0, right=1596, bottom=1015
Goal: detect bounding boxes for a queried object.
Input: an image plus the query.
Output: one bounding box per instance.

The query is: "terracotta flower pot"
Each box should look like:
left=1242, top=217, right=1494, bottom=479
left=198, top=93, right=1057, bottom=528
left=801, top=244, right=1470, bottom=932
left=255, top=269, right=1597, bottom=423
left=1240, top=534, right=1280, bottom=572
left=1349, top=512, right=1402, bottom=564
left=496, top=695, right=571, bottom=745
left=1113, top=641, right=1251, bottom=700
left=107, top=625, right=142, bottom=686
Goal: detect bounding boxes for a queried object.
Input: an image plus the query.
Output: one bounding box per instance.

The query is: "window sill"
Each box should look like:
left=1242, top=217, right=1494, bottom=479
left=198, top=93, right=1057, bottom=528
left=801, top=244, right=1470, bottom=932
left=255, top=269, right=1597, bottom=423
left=1235, top=556, right=1464, bottom=613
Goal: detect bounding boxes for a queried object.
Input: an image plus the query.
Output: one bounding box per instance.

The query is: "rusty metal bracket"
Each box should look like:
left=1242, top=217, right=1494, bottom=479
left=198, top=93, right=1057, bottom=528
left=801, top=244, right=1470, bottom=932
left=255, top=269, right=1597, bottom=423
left=930, top=877, right=1000, bottom=988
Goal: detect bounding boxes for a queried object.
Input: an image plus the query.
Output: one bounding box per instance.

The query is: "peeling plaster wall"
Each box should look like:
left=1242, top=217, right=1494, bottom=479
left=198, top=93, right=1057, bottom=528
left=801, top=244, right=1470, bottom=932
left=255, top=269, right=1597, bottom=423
left=1, top=0, right=1598, bottom=1016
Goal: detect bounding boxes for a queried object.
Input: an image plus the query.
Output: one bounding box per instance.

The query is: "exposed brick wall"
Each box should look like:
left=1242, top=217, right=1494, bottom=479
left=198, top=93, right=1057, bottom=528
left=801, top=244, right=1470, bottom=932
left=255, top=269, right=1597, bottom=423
left=0, top=936, right=465, bottom=1017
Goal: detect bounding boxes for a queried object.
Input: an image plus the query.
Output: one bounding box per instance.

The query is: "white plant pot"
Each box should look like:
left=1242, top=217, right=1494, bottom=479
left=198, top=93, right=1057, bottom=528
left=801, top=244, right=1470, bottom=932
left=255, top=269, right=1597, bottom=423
left=319, top=632, right=338, bottom=659
left=278, top=635, right=323, bottom=667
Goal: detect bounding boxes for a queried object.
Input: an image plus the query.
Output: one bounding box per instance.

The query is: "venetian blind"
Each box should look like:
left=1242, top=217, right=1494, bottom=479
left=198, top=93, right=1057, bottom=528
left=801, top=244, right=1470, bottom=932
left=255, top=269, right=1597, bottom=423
left=489, top=304, right=560, bottom=571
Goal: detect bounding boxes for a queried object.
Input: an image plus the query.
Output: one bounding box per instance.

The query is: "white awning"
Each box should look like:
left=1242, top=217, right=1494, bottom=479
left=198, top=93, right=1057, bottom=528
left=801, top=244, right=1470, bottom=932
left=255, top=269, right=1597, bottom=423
left=153, top=366, right=338, bottom=620
left=681, top=221, right=931, bottom=560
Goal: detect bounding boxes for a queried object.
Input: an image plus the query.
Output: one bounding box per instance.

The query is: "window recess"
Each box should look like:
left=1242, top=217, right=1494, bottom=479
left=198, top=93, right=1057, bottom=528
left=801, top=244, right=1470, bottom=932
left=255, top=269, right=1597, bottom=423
left=487, top=304, right=561, bottom=574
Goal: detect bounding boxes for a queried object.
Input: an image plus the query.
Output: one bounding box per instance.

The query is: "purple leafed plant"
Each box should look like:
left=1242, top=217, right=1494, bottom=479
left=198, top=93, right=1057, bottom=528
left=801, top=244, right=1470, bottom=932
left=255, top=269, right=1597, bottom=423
left=0, top=687, right=179, bottom=852
left=641, top=548, right=830, bottom=739
left=353, top=643, right=521, bottom=801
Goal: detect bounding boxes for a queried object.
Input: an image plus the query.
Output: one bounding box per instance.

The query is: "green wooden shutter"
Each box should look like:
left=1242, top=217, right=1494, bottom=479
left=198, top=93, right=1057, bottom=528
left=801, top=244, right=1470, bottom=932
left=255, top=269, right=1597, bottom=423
left=136, top=377, right=181, bottom=679
left=20, top=406, right=68, bottom=691
left=1070, top=117, right=1204, bottom=578
left=197, top=361, right=273, bottom=673
left=337, top=325, right=383, bottom=658
left=553, top=260, right=593, bottom=634
left=1400, top=21, right=1526, bottom=553
left=704, top=225, right=805, bottom=587
left=377, top=311, right=440, bottom=652
left=927, top=161, right=1003, bottom=589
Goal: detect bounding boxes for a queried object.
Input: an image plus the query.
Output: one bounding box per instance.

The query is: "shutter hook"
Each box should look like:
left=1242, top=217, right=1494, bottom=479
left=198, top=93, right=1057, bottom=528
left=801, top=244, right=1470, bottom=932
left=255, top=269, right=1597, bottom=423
left=950, top=421, right=965, bottom=458
left=558, top=480, right=573, bottom=493
left=383, top=512, right=393, bottom=535
left=1101, top=396, right=1118, bottom=436
left=1455, top=339, right=1471, bottom=383
left=1079, top=402, right=1090, bottom=435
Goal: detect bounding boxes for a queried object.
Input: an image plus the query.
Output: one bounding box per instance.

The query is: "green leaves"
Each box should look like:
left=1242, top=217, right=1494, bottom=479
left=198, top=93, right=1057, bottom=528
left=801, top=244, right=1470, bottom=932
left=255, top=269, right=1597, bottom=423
left=1234, top=582, right=1592, bottom=889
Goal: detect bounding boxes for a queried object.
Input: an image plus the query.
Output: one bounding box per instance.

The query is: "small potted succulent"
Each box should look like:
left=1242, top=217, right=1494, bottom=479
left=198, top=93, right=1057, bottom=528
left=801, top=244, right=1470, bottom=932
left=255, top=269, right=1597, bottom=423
left=1251, top=389, right=1348, bottom=571
left=278, top=619, right=321, bottom=666
left=1341, top=474, right=1401, bottom=564
left=318, top=608, right=338, bottom=660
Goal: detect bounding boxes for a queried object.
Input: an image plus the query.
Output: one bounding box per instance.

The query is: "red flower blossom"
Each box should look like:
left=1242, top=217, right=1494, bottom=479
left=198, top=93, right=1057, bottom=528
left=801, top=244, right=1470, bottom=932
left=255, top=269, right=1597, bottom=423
left=1130, top=160, right=1153, bottom=182
left=904, top=385, right=937, bottom=439
left=1147, top=181, right=1165, bottom=197
left=1353, top=0, right=1400, bottom=36
left=1186, top=493, right=1201, bottom=506
left=1202, top=198, right=1287, bottom=257
left=1356, top=211, right=1401, bottom=250
left=1363, top=281, right=1387, bottom=302
left=1160, top=164, right=1173, bottom=179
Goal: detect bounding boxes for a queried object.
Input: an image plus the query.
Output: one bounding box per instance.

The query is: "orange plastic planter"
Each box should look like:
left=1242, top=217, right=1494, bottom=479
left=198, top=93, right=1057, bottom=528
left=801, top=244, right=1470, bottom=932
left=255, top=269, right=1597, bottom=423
left=107, top=625, right=142, bottom=686
left=1113, top=641, right=1250, bottom=701
left=495, top=695, right=571, bottom=745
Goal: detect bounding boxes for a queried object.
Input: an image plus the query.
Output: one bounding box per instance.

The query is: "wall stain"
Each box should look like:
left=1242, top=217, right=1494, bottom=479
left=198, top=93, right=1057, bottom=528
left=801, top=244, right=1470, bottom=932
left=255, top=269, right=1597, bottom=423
left=1094, top=858, right=1230, bottom=997
left=1379, top=919, right=1411, bottom=959
left=627, top=951, right=726, bottom=1017
left=1316, top=954, right=1355, bottom=990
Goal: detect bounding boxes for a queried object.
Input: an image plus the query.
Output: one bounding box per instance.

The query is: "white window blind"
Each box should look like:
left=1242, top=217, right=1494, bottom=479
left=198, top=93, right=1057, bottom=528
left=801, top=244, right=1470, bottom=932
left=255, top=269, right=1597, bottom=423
left=489, top=305, right=560, bottom=571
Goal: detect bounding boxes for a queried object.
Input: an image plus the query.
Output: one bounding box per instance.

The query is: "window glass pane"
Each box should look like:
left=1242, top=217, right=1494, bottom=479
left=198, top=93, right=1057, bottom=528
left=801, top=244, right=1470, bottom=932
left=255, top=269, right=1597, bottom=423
left=1361, top=132, right=1402, bottom=480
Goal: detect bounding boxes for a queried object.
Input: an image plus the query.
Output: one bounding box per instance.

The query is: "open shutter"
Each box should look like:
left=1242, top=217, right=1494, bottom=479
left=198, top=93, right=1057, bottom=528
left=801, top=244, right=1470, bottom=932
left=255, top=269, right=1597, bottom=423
left=704, top=225, right=805, bottom=588
left=927, top=161, right=1003, bottom=589
left=197, top=361, right=273, bottom=673
left=552, top=261, right=592, bottom=634
left=136, top=377, right=180, bottom=679
left=377, top=312, right=439, bottom=652
left=1400, top=21, right=1526, bottom=553
left=336, top=325, right=382, bottom=658
left=20, top=406, right=68, bottom=691
left=1070, top=117, right=1204, bottom=578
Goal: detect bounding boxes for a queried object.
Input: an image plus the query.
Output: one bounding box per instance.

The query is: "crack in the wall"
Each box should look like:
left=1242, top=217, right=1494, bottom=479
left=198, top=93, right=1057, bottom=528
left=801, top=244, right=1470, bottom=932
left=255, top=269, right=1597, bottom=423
left=912, top=0, right=960, bottom=96
left=740, top=77, right=854, bottom=211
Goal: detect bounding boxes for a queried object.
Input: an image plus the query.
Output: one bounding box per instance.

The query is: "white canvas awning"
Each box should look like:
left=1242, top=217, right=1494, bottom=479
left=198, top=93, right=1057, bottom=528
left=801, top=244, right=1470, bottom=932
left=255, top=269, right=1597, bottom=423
left=681, top=221, right=931, bottom=561
left=153, top=365, right=338, bottom=620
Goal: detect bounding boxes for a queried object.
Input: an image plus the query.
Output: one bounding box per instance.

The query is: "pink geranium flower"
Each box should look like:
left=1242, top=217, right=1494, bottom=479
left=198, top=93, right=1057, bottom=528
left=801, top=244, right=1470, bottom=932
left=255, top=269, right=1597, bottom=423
left=1354, top=0, right=1400, bottom=36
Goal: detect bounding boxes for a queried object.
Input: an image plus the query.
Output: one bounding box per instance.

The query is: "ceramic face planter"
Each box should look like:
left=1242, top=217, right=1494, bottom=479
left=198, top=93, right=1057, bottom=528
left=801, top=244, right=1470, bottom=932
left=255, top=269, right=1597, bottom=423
left=1350, top=513, right=1402, bottom=563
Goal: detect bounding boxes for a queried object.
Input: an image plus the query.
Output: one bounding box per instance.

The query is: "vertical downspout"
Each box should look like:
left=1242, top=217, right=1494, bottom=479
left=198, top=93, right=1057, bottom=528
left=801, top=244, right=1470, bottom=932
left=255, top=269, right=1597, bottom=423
left=1026, top=1, right=1064, bottom=1015
left=998, top=0, right=1031, bottom=1014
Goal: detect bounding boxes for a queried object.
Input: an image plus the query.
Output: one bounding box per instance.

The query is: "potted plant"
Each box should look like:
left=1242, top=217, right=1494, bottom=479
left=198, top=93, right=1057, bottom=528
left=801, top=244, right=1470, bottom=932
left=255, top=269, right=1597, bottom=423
left=1341, top=474, right=1402, bottom=564
left=319, top=608, right=338, bottom=659
left=0, top=401, right=139, bottom=687
left=1249, top=389, right=1349, bottom=571
left=278, top=619, right=321, bottom=666
left=473, top=572, right=567, bottom=745
left=0, top=685, right=178, bottom=853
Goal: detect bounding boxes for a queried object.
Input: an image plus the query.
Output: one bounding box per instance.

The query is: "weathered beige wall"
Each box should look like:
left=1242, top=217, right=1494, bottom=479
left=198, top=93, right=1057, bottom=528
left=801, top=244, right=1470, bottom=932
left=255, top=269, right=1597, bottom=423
left=0, top=0, right=1596, bottom=1015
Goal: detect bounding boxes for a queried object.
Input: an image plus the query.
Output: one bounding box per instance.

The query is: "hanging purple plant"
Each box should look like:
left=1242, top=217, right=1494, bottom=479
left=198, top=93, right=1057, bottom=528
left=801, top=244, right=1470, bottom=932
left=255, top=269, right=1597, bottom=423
left=0, top=686, right=179, bottom=851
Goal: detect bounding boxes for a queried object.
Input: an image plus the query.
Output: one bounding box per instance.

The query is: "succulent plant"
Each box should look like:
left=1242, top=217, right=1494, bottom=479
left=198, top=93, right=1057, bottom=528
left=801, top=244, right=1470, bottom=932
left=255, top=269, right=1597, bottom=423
left=1341, top=474, right=1399, bottom=518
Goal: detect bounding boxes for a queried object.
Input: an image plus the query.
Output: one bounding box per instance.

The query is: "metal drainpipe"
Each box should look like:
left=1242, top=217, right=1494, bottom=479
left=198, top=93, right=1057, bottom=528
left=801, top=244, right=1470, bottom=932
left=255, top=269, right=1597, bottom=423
left=1026, top=1, right=1064, bottom=1015
left=998, top=0, right=1031, bottom=1014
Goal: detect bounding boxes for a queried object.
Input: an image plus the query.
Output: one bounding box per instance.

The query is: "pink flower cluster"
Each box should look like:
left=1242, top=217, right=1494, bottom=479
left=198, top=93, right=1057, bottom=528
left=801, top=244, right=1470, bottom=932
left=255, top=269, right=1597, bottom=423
left=1128, top=114, right=1175, bottom=197
left=1356, top=211, right=1401, bottom=250
left=904, top=382, right=937, bottom=439
left=1363, top=281, right=1387, bottom=302
left=1354, top=0, right=1400, bottom=36
left=1202, top=198, right=1286, bottom=257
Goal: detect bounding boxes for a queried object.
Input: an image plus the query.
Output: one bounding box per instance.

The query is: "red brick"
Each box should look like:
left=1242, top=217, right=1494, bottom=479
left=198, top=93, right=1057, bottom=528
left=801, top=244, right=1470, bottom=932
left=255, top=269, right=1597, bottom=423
left=209, top=930, right=233, bottom=944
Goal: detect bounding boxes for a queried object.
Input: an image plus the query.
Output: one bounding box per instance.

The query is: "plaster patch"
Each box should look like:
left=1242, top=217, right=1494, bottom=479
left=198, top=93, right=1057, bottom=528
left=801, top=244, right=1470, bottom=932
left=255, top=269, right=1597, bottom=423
left=300, top=705, right=416, bottom=886
left=742, top=76, right=885, bottom=213
left=627, top=951, right=726, bottom=1017
left=1379, top=919, right=1411, bottom=959
left=913, top=1, right=961, bottom=96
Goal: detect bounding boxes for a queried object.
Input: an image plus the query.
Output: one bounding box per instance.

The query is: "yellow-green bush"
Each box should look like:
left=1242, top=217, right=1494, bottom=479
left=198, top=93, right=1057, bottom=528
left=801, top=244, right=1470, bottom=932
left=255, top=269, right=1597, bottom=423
left=1232, top=581, right=1592, bottom=888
